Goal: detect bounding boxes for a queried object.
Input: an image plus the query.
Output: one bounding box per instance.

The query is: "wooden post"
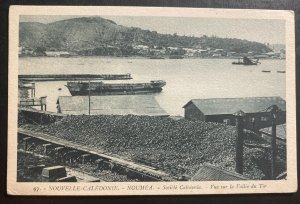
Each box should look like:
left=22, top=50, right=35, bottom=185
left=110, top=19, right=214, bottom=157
left=233, top=110, right=245, bottom=174
left=32, top=83, right=35, bottom=97
left=88, top=79, right=91, bottom=115
left=81, top=154, right=90, bottom=165
left=23, top=137, right=32, bottom=151
left=43, top=144, right=51, bottom=155
left=95, top=159, right=104, bottom=170
left=270, top=105, right=279, bottom=179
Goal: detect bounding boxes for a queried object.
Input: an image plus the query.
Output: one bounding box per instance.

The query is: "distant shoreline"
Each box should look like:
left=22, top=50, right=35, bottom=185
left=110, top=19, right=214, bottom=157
left=18, top=55, right=286, bottom=60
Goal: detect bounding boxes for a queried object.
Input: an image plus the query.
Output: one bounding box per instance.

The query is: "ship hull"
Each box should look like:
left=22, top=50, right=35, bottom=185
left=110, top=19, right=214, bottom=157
left=66, top=81, right=166, bottom=96
left=68, top=88, right=163, bottom=96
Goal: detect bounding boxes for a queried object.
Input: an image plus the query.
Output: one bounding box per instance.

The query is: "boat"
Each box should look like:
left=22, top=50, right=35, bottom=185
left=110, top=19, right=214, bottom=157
left=169, top=55, right=184, bottom=59
left=262, top=70, right=271, bottom=73
left=66, top=80, right=167, bottom=96
left=149, top=56, right=165, bottom=59
left=232, top=57, right=260, bottom=65
left=277, top=70, right=286, bottom=73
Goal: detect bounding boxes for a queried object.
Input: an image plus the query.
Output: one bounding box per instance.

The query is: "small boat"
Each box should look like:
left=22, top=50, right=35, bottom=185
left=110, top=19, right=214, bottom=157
left=277, top=71, right=286, bottom=73
left=66, top=80, right=167, bottom=96
left=169, top=55, right=184, bottom=59
left=58, top=88, right=62, bottom=91
left=262, top=70, right=271, bottom=73
left=149, top=56, right=165, bottom=59
left=60, top=54, right=70, bottom=58
left=232, top=57, right=260, bottom=65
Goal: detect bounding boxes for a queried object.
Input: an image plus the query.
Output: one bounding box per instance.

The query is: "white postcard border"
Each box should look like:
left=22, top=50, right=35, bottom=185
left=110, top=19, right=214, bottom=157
left=7, top=6, right=297, bottom=195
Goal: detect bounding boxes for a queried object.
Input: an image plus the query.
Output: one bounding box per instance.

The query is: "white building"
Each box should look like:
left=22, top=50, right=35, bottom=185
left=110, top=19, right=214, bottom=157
left=45, top=51, right=70, bottom=57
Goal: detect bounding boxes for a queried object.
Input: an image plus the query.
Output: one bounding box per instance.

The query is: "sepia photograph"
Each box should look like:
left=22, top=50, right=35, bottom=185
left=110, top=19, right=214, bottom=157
left=7, top=6, right=296, bottom=195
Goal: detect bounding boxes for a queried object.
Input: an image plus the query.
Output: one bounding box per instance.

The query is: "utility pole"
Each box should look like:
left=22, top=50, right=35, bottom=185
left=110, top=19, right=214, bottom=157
left=233, top=110, right=245, bottom=174
left=88, top=79, right=91, bottom=115
left=270, top=105, right=279, bottom=179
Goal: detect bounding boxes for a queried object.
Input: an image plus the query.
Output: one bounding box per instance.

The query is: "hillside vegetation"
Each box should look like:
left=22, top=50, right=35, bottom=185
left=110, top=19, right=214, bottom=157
left=20, top=17, right=272, bottom=56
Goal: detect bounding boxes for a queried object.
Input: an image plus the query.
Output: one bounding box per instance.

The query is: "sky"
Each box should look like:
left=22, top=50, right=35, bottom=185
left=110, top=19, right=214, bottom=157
left=20, top=15, right=285, bottom=45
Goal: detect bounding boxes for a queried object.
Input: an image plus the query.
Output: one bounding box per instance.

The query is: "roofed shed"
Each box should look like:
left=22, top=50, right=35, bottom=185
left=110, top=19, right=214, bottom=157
left=183, top=97, right=286, bottom=131
left=57, top=95, right=169, bottom=116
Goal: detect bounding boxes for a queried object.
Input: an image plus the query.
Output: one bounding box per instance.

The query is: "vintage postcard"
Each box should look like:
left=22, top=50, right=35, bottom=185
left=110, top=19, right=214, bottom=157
left=7, top=6, right=296, bottom=195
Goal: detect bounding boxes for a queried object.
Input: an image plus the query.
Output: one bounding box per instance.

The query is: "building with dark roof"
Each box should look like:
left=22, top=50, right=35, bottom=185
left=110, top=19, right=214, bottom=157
left=191, top=165, right=248, bottom=181
left=57, top=95, right=169, bottom=116
left=183, top=97, right=286, bottom=131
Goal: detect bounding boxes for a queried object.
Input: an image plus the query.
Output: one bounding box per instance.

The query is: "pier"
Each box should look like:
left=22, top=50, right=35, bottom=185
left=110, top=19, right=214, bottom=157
left=18, top=74, right=132, bottom=81
left=19, top=97, right=47, bottom=111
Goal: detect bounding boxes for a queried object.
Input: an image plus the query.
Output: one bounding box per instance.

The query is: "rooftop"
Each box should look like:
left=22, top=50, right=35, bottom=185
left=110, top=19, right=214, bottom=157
left=57, top=95, right=169, bottom=116
left=183, top=96, right=286, bottom=115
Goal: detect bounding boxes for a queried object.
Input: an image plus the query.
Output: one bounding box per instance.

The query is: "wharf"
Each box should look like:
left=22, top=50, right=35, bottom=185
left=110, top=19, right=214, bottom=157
left=19, top=97, right=47, bottom=111
left=18, top=74, right=132, bottom=81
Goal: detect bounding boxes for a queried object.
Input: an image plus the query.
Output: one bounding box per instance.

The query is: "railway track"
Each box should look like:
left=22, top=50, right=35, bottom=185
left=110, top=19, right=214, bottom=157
left=18, top=128, right=174, bottom=182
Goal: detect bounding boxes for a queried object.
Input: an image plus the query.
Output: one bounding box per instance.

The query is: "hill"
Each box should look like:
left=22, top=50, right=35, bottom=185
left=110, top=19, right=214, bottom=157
left=19, top=17, right=272, bottom=56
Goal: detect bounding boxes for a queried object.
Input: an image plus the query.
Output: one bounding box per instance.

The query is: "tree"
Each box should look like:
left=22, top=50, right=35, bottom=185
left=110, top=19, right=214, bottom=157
left=34, top=47, right=46, bottom=56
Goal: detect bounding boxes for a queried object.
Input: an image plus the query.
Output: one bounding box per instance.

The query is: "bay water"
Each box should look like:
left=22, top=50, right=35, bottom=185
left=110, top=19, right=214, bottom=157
left=19, top=57, right=286, bottom=116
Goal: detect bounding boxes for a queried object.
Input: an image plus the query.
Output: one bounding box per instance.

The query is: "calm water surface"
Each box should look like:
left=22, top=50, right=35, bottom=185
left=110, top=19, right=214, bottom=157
left=19, top=57, right=286, bottom=116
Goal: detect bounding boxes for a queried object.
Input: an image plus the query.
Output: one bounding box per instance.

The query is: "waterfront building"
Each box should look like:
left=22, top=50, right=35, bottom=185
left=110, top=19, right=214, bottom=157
left=45, top=51, right=70, bottom=57
left=183, top=97, right=286, bottom=131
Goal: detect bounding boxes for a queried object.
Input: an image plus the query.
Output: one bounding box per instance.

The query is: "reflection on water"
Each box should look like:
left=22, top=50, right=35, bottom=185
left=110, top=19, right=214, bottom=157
left=19, top=57, right=286, bottom=116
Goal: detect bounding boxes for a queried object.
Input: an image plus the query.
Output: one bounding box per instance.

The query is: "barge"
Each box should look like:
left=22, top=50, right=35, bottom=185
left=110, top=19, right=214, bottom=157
left=18, top=73, right=132, bottom=81
left=66, top=80, right=166, bottom=96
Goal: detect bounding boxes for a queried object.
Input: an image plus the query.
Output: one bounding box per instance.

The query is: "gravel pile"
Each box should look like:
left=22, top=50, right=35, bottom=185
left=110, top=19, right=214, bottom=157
left=19, top=114, right=286, bottom=179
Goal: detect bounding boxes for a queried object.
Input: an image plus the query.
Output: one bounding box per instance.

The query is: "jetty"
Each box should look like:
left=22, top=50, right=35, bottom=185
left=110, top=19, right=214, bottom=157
left=19, top=96, right=47, bottom=111
left=18, top=74, right=132, bottom=81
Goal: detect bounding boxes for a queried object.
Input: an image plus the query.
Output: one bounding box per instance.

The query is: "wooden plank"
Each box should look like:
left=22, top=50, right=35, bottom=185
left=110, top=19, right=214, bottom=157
left=260, top=131, right=286, bottom=142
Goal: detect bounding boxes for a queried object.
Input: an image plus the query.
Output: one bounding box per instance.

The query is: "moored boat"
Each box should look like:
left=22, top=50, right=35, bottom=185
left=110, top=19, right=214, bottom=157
left=232, top=57, right=260, bottom=65
left=66, top=80, right=167, bottom=96
left=169, top=55, right=184, bottom=59
left=149, top=56, right=165, bottom=59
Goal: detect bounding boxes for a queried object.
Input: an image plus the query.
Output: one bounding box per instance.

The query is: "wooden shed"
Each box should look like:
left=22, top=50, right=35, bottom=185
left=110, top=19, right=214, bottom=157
left=183, top=96, right=286, bottom=131
left=57, top=95, right=169, bottom=116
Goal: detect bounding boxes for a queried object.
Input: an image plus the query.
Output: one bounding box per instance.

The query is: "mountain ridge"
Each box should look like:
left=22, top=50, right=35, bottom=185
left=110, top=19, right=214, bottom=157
left=19, top=17, right=272, bottom=55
